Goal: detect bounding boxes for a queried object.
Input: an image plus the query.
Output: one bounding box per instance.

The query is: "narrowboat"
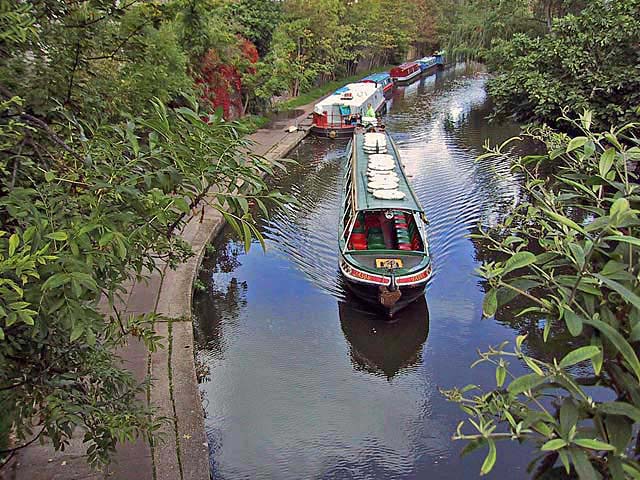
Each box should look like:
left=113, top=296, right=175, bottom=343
left=360, top=72, right=395, bottom=97
left=339, top=128, right=432, bottom=317
left=416, top=56, right=439, bottom=75
left=389, top=62, right=421, bottom=85
left=311, top=82, right=386, bottom=138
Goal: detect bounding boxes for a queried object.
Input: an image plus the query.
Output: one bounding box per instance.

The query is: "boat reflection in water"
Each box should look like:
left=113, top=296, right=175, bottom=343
left=338, top=292, right=429, bottom=379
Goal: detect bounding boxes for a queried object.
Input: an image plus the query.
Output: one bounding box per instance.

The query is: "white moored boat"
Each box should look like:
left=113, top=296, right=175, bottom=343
left=311, top=82, right=386, bottom=138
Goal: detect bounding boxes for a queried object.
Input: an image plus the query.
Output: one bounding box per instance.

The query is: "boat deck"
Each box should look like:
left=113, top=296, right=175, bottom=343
left=352, top=132, right=422, bottom=212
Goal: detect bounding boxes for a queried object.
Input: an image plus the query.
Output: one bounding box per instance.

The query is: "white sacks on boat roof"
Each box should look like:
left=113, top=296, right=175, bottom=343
left=363, top=132, right=388, bottom=153
left=372, top=189, right=406, bottom=200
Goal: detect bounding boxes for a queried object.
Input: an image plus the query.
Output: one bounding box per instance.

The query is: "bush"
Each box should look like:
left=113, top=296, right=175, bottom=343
left=443, top=111, right=640, bottom=478
left=486, top=0, right=640, bottom=130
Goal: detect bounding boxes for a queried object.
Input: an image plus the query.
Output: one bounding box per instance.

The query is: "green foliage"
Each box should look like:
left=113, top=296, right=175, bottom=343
left=250, top=0, right=441, bottom=105
left=439, top=0, right=546, bottom=60
left=219, top=0, right=282, bottom=56
left=0, top=0, right=289, bottom=468
left=443, top=111, right=640, bottom=477
left=486, top=0, right=640, bottom=129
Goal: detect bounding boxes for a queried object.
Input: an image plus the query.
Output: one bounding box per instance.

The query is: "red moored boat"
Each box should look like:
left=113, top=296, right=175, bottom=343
left=390, top=62, right=421, bottom=85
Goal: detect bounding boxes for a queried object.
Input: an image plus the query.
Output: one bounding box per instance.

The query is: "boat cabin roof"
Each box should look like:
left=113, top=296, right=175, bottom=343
left=360, top=72, right=390, bottom=84
left=351, top=132, right=422, bottom=212
left=314, top=82, right=381, bottom=114
left=391, top=62, right=419, bottom=73
left=417, top=56, right=436, bottom=64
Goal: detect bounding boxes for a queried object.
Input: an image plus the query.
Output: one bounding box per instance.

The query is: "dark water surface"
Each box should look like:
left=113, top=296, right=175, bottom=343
left=193, top=64, right=540, bottom=479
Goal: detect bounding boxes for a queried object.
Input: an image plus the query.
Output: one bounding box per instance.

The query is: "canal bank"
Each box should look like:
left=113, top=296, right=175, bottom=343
left=8, top=109, right=312, bottom=480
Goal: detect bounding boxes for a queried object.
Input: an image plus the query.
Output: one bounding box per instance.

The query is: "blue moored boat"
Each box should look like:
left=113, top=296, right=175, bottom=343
left=360, top=72, right=395, bottom=97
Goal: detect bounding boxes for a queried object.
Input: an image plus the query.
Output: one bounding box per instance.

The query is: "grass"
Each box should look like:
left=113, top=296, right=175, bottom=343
left=236, top=114, right=269, bottom=134
left=273, top=65, right=394, bottom=112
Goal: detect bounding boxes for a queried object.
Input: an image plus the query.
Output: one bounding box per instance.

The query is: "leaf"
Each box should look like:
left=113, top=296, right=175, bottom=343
left=566, top=136, right=588, bottom=153
left=564, top=310, right=583, bottom=336
left=568, top=243, right=585, bottom=269
left=70, top=322, right=84, bottom=342
left=556, top=176, right=598, bottom=200
left=603, top=235, right=640, bottom=248
left=594, top=275, right=640, bottom=311
left=523, top=355, right=544, bottom=376
left=582, top=314, right=640, bottom=381
left=241, top=221, right=252, bottom=253
left=238, top=197, right=249, bottom=214
left=41, top=273, right=71, bottom=291
left=558, top=450, right=571, bottom=474
left=99, top=231, right=114, bottom=247
left=460, top=438, right=486, bottom=458
left=8, top=233, right=19, bottom=256
left=502, top=251, right=536, bottom=275
left=604, top=414, right=632, bottom=454
left=599, top=148, right=616, bottom=177
left=482, top=288, right=497, bottom=317
left=560, top=398, right=578, bottom=438
left=569, top=447, right=599, bottom=480
left=541, top=208, right=586, bottom=234
left=581, top=110, right=592, bottom=130
left=573, top=438, right=615, bottom=451
left=610, top=198, right=630, bottom=221
left=480, top=439, right=496, bottom=476
left=596, top=402, right=640, bottom=423
left=495, top=364, right=506, bottom=387
left=559, top=346, right=600, bottom=368
left=541, top=438, right=567, bottom=451
left=627, top=146, right=640, bottom=162
left=46, top=231, right=68, bottom=241
left=173, top=197, right=190, bottom=213
left=508, top=373, right=546, bottom=395
left=126, top=121, right=139, bottom=156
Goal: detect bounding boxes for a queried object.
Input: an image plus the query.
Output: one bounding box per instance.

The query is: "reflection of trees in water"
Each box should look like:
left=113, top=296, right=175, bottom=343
left=193, top=233, right=247, bottom=360
left=339, top=294, right=430, bottom=379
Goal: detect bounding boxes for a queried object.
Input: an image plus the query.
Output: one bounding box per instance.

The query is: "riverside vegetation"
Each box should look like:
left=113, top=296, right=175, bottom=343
left=444, top=112, right=640, bottom=478
left=2, top=0, right=639, bottom=477
left=438, top=0, right=640, bottom=477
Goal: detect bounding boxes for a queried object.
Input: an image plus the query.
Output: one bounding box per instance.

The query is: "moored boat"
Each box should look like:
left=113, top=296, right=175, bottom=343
left=360, top=72, right=395, bottom=97
left=389, top=62, right=421, bottom=85
left=311, top=82, right=386, bottom=138
left=339, top=127, right=432, bottom=317
left=416, top=56, right=439, bottom=75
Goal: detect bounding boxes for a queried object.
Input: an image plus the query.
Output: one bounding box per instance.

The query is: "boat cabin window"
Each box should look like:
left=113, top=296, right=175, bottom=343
left=347, top=210, right=423, bottom=252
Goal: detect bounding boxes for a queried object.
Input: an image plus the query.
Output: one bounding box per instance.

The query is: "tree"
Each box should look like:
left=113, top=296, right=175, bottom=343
left=219, top=0, right=282, bottom=57
left=0, top=0, right=287, bottom=468
left=486, top=0, right=640, bottom=130
left=443, top=111, right=640, bottom=478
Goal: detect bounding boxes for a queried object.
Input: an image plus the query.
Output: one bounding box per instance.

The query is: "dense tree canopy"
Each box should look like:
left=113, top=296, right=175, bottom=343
left=487, top=0, right=640, bottom=129
left=439, top=0, right=639, bottom=129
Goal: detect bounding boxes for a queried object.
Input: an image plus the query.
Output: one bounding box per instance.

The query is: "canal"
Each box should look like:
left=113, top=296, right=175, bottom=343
left=193, top=64, right=541, bottom=479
